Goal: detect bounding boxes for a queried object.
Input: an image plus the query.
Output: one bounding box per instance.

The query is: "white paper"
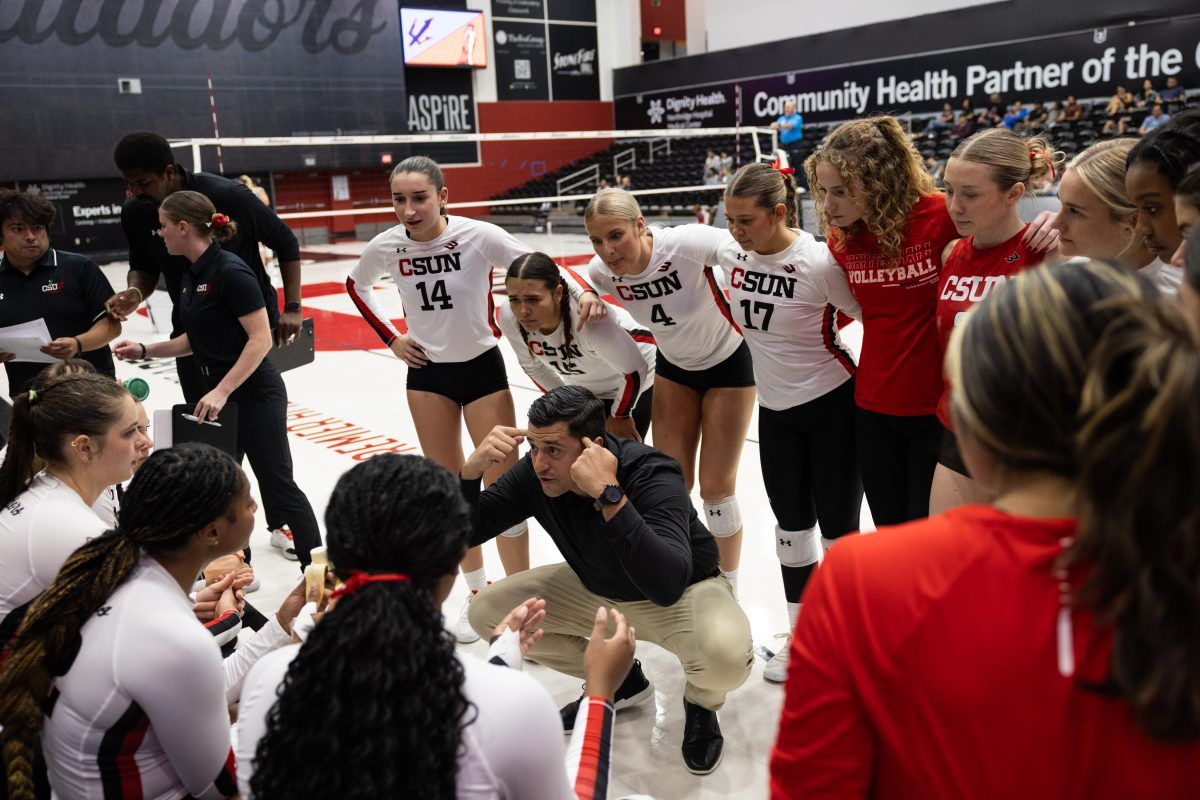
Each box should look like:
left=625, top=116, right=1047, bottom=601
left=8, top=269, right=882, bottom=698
left=152, top=409, right=174, bottom=451
left=0, top=318, right=56, bottom=363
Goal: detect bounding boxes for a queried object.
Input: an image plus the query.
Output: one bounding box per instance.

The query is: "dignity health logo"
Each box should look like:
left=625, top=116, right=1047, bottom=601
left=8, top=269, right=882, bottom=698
left=647, top=100, right=665, bottom=125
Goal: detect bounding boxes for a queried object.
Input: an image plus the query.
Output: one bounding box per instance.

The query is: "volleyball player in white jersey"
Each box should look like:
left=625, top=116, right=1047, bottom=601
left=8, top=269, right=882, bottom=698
left=347, top=155, right=605, bottom=642
left=721, top=163, right=863, bottom=681
left=0, top=373, right=149, bottom=654
left=0, top=444, right=301, bottom=800
left=500, top=252, right=657, bottom=441
left=584, top=189, right=755, bottom=589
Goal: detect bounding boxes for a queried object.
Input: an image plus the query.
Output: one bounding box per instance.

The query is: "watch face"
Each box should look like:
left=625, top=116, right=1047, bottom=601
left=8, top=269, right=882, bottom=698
left=602, top=486, right=622, bottom=504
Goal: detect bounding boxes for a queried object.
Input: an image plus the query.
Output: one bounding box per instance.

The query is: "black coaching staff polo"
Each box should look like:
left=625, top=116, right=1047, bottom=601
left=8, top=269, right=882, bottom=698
left=121, top=166, right=296, bottom=331
left=0, top=249, right=116, bottom=392
left=179, top=244, right=266, bottom=369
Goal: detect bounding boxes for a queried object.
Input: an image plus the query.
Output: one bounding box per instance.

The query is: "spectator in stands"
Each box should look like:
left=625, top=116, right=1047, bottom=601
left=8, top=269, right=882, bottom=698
left=704, top=149, right=721, bottom=176
left=924, top=155, right=946, bottom=186
left=772, top=100, right=805, bottom=168
left=1025, top=102, right=1049, bottom=131
left=704, top=168, right=721, bottom=186
left=598, top=177, right=610, bottom=191
left=1060, top=95, right=1084, bottom=123
left=1160, top=76, right=1186, bottom=113
left=1002, top=101, right=1029, bottom=131
left=1103, top=86, right=1134, bottom=135
left=949, top=109, right=977, bottom=142
left=1135, top=79, right=1160, bottom=110
left=922, top=103, right=955, bottom=136
left=1140, top=104, right=1171, bottom=136
left=720, top=151, right=733, bottom=172
left=718, top=167, right=732, bottom=185
left=619, top=175, right=634, bottom=191
left=960, top=98, right=974, bottom=119
left=983, top=93, right=1005, bottom=127
left=771, top=260, right=1200, bottom=799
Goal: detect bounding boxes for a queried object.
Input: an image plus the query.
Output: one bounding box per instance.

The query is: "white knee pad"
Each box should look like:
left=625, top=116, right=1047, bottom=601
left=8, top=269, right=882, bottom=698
left=499, top=521, right=529, bottom=539
left=776, top=526, right=821, bottom=568
left=702, top=496, right=742, bottom=538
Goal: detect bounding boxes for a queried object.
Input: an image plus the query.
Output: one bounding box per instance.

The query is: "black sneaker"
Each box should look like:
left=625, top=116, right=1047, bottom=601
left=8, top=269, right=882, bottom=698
left=681, top=698, right=724, bottom=774
left=560, top=658, right=653, bottom=734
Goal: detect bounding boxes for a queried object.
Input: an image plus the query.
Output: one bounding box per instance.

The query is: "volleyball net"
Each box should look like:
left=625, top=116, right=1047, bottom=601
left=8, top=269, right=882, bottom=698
left=168, top=126, right=783, bottom=235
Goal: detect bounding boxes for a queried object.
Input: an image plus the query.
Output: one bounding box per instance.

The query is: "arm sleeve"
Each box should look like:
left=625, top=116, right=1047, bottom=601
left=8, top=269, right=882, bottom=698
left=585, top=260, right=609, bottom=296
left=564, top=698, right=615, bottom=800
left=461, top=464, right=536, bottom=548
left=121, top=205, right=160, bottom=278
left=204, top=610, right=242, bottom=651
left=600, top=460, right=696, bottom=606
left=498, top=305, right=562, bottom=393
left=234, top=646, right=298, bottom=798
left=680, top=224, right=732, bottom=267
left=814, top=254, right=862, bottom=320
left=559, top=265, right=597, bottom=300
left=219, top=264, right=267, bottom=317
left=119, top=623, right=238, bottom=799
left=582, top=316, right=649, bottom=418
left=226, top=183, right=301, bottom=263
left=769, top=547, right=874, bottom=799
left=478, top=220, right=534, bottom=267
left=221, top=614, right=293, bottom=703
left=27, top=506, right=107, bottom=591
left=346, top=246, right=402, bottom=347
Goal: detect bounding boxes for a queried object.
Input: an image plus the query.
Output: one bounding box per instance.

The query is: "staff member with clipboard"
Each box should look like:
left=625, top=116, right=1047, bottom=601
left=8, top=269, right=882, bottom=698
left=0, top=190, right=121, bottom=393
left=113, top=190, right=321, bottom=567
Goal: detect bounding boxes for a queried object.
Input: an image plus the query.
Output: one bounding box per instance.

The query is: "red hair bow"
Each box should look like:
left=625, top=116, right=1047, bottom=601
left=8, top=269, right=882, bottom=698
left=330, top=571, right=411, bottom=599
left=209, top=213, right=231, bottom=229
left=771, top=158, right=795, bottom=176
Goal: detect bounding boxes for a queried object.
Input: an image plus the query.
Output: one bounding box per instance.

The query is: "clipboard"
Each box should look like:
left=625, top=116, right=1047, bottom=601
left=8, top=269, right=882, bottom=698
left=170, top=403, right=239, bottom=456
left=266, top=317, right=315, bottom=373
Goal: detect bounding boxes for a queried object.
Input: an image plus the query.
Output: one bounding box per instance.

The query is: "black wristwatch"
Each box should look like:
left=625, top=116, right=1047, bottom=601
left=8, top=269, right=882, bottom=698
left=593, top=484, right=624, bottom=511
left=284, top=300, right=301, bottom=312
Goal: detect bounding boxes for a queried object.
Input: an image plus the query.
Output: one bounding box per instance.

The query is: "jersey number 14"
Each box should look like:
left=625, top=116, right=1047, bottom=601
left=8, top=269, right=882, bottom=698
left=416, top=280, right=454, bottom=311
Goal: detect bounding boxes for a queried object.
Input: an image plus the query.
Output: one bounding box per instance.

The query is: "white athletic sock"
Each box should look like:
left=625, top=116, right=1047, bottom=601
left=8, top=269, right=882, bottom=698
left=787, top=602, right=800, bottom=632
left=464, top=567, right=487, bottom=595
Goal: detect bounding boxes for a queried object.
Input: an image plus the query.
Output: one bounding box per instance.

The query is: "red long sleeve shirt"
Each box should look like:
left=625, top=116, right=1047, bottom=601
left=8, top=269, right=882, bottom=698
left=771, top=505, right=1200, bottom=799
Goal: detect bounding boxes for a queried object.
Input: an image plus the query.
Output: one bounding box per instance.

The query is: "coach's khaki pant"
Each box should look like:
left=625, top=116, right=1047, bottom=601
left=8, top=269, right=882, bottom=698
left=468, top=562, right=753, bottom=710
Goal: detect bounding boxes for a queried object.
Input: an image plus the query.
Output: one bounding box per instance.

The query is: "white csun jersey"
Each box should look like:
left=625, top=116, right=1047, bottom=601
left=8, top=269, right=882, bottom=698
left=347, top=215, right=531, bottom=363
left=586, top=224, right=743, bottom=371
left=719, top=230, right=861, bottom=411
left=497, top=294, right=656, bottom=416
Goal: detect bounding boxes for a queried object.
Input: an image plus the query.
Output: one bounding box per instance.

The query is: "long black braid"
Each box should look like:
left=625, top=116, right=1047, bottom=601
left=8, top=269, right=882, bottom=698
left=250, top=455, right=473, bottom=800
left=1127, top=108, right=1200, bottom=187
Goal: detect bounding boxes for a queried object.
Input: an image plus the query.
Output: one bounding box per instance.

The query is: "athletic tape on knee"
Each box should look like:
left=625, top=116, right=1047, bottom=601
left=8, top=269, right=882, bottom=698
left=498, top=521, right=529, bottom=539
left=702, top=496, right=742, bottom=537
left=776, top=526, right=821, bottom=568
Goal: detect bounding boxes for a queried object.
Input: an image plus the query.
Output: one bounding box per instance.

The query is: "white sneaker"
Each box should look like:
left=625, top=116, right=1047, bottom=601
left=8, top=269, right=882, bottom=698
left=454, top=593, right=481, bottom=644
left=269, top=527, right=298, bottom=561
left=763, top=634, right=791, bottom=683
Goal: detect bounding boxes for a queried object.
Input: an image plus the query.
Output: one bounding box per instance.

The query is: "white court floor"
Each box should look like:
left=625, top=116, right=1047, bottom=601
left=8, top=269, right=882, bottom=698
left=94, top=231, right=872, bottom=800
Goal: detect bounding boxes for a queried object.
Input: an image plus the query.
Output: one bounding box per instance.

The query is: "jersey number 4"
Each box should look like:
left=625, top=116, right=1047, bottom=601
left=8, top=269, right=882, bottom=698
left=739, top=299, right=774, bottom=331
left=416, top=280, right=454, bottom=311
left=651, top=303, right=677, bottom=327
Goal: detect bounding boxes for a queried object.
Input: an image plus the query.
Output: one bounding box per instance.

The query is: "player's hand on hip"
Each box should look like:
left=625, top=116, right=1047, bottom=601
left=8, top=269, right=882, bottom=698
left=388, top=334, right=429, bottom=368
left=570, top=436, right=618, bottom=498
left=461, top=426, right=526, bottom=481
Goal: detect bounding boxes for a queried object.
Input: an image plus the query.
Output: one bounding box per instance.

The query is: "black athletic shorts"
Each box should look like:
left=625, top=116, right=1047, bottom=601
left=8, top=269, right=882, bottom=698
left=937, top=427, right=971, bottom=478
left=655, top=340, right=755, bottom=390
left=406, top=346, right=509, bottom=407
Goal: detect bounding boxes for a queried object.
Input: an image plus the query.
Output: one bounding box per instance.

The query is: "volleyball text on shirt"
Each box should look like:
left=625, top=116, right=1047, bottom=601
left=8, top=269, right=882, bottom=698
left=720, top=230, right=860, bottom=411
left=587, top=224, right=742, bottom=371
left=497, top=294, right=655, bottom=417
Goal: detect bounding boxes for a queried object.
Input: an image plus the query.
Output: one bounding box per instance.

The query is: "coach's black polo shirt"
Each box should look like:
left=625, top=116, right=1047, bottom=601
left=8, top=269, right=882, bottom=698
left=120, top=167, right=299, bottom=333
left=0, top=248, right=116, bottom=393
left=179, top=243, right=267, bottom=369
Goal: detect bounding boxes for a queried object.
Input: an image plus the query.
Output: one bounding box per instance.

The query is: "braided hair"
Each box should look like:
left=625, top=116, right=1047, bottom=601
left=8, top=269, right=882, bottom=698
left=1127, top=108, right=1200, bottom=189
left=250, top=455, right=472, bottom=799
left=506, top=252, right=574, bottom=358
left=0, top=443, right=243, bottom=800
